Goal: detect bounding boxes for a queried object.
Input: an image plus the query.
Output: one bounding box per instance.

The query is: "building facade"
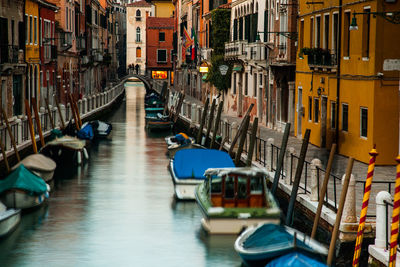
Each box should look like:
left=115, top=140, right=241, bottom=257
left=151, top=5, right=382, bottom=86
left=295, top=0, right=400, bottom=164
left=126, top=0, right=153, bottom=74
left=146, top=16, right=174, bottom=83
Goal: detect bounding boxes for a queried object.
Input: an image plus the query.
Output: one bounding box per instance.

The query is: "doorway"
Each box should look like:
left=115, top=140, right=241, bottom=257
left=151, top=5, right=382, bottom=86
left=297, top=87, right=302, bottom=138
left=321, top=96, right=327, bottom=147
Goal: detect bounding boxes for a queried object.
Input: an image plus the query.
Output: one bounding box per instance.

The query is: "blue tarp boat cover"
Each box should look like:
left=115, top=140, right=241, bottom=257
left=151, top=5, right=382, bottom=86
left=173, top=149, right=234, bottom=179
left=0, top=164, right=48, bottom=195
left=77, top=123, right=94, bottom=140
left=266, top=252, right=327, bottom=267
left=243, top=224, right=311, bottom=252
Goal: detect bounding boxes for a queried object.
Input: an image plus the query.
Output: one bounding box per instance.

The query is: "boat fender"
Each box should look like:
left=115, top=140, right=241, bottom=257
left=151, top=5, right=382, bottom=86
left=83, top=148, right=89, bottom=160
left=77, top=151, right=82, bottom=164
left=58, top=149, right=62, bottom=156
left=46, top=183, right=51, bottom=193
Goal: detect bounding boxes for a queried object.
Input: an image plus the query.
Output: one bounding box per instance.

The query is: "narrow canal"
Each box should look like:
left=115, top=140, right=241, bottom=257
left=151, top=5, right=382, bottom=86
left=0, top=82, right=241, bottom=266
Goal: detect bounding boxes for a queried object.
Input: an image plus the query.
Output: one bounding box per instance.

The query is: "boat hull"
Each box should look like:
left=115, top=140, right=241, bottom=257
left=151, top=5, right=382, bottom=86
left=169, top=161, right=202, bottom=200
left=0, top=190, right=47, bottom=210
left=201, top=217, right=280, bottom=235
left=0, top=209, right=21, bottom=238
left=146, top=120, right=173, bottom=131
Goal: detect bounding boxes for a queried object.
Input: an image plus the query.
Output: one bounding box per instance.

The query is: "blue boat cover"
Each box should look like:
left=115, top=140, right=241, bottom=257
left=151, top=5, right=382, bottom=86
left=173, top=149, right=234, bottom=179
left=0, top=164, right=48, bottom=195
left=266, top=252, right=327, bottom=267
left=77, top=123, right=94, bottom=140
left=243, top=224, right=311, bottom=252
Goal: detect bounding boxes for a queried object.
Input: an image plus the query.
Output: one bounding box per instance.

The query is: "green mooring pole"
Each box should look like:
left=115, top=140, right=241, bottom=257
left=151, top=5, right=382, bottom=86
left=285, top=129, right=311, bottom=226
left=271, top=123, right=291, bottom=196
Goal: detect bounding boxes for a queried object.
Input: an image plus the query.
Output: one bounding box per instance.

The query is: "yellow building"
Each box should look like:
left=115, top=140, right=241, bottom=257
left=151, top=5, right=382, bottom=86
left=25, top=0, right=40, bottom=105
left=295, top=0, right=400, bottom=165
left=152, top=0, right=174, bottom=17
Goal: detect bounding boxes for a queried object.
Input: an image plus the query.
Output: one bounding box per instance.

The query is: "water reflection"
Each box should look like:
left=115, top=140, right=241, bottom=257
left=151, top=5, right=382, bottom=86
left=0, top=82, right=241, bottom=266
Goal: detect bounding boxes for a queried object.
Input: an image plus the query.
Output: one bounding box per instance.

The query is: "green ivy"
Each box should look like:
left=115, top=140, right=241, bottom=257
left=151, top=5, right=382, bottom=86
left=207, top=9, right=232, bottom=92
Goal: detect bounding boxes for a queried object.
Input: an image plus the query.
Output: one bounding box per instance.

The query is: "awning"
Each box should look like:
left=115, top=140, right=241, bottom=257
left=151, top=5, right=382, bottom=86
left=232, top=66, right=242, bottom=72
left=202, top=73, right=208, bottom=80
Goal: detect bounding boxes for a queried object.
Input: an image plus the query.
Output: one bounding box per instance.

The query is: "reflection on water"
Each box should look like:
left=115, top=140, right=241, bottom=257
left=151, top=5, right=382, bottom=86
left=0, top=82, right=242, bottom=267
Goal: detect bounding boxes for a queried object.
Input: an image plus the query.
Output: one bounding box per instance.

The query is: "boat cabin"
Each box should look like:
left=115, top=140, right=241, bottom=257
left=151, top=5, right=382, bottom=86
left=204, top=168, right=267, bottom=208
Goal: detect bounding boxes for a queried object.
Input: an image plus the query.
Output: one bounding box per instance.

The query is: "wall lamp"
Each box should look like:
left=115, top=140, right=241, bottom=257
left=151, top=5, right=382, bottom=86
left=350, top=11, right=400, bottom=30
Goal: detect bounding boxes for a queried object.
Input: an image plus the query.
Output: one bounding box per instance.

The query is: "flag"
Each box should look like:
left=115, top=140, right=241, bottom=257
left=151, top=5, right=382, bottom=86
left=183, top=27, right=193, bottom=49
left=191, top=28, right=197, bottom=61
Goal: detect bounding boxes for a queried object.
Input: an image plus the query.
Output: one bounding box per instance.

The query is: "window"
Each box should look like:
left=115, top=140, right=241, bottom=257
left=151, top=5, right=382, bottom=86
left=157, top=49, right=167, bottom=62
left=233, top=73, right=236, bottom=94
left=253, top=74, right=257, bottom=97
left=308, top=96, right=312, bottom=121
left=259, top=74, right=263, bottom=86
left=211, top=177, right=222, bottom=193
left=316, top=16, right=321, bottom=48
left=331, top=101, right=336, bottom=129
left=343, top=12, right=350, bottom=57
left=66, top=7, right=69, bottom=30
left=324, top=14, right=329, bottom=49
left=250, top=177, right=262, bottom=194
left=310, top=17, right=314, bottom=47
left=39, top=18, right=42, bottom=46
left=299, top=20, right=304, bottom=53
left=342, top=103, right=348, bottom=132
left=332, top=13, right=339, bottom=53
left=362, top=8, right=371, bottom=58
left=244, top=73, right=248, bottom=95
left=25, top=14, right=28, bottom=44
left=159, top=32, right=165, bottom=42
left=314, top=98, right=319, bottom=123
left=237, top=177, right=247, bottom=199
left=29, top=16, right=32, bottom=44
left=136, top=27, right=141, bottom=42
left=224, top=176, right=235, bottom=199
left=34, top=17, right=37, bottom=44
left=136, top=47, right=141, bottom=58
left=360, top=107, right=368, bottom=138
left=136, top=9, right=141, bottom=17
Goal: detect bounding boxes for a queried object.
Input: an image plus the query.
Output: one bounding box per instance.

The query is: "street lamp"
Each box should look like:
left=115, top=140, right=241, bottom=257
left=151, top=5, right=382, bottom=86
left=349, top=10, right=400, bottom=31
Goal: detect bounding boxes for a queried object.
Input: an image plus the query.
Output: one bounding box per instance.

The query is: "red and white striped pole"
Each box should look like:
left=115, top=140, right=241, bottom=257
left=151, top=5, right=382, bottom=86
left=353, top=147, right=378, bottom=267
left=389, top=156, right=400, bottom=267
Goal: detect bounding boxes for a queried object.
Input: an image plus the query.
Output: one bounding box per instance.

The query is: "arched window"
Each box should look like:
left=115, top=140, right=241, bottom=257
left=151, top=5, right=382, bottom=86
left=136, top=27, right=141, bottom=42
left=136, top=9, right=141, bottom=17
left=136, top=47, right=141, bottom=58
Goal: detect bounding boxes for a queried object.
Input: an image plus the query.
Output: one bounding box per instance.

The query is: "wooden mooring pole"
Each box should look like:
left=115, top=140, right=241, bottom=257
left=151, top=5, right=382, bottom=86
left=228, top=103, right=254, bottom=157
left=285, top=129, right=311, bottom=226
left=246, top=117, right=258, bottom=166
left=25, top=99, right=37, bottom=154
left=327, top=157, right=355, bottom=266
left=1, top=107, right=20, bottom=162
left=234, top=116, right=250, bottom=166
left=210, top=101, right=223, bottom=149
left=68, top=94, right=80, bottom=130
left=45, top=98, right=55, bottom=130
left=0, top=133, right=10, bottom=174
left=173, top=93, right=185, bottom=123
left=271, top=123, right=291, bottom=196
left=196, top=98, right=210, bottom=144
left=204, top=99, right=216, bottom=147
left=32, top=98, right=45, bottom=148
left=311, top=143, right=337, bottom=239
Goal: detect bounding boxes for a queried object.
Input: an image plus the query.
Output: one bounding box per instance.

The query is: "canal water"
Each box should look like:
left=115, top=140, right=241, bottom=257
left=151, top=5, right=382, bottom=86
left=0, top=82, right=242, bottom=267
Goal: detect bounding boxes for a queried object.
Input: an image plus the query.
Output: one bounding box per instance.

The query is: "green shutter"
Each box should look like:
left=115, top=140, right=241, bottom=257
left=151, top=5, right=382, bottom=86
left=245, top=15, right=250, bottom=41
left=239, top=17, right=243, bottom=40
left=264, top=11, right=268, bottom=42
left=233, top=19, right=238, bottom=41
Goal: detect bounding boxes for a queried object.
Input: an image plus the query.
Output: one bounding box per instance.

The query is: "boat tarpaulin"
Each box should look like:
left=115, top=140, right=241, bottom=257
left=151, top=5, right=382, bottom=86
left=266, top=252, right=328, bottom=267
left=0, top=165, right=48, bottom=195
left=77, top=123, right=94, bottom=140
left=173, top=149, right=234, bottom=179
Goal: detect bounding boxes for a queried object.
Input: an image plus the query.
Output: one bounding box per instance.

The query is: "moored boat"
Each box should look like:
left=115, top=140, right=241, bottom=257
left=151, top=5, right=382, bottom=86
left=195, top=167, right=281, bottom=234
left=145, top=113, right=173, bottom=131
left=234, top=223, right=328, bottom=266
left=266, top=251, right=328, bottom=267
left=40, top=136, right=87, bottom=166
left=0, top=165, right=50, bottom=210
left=0, top=202, right=20, bottom=239
left=11, top=154, right=56, bottom=183
left=165, top=133, right=203, bottom=158
left=169, top=149, right=235, bottom=200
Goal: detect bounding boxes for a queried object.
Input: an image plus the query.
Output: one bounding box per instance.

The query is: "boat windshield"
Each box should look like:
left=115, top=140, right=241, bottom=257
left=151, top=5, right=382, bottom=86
left=211, top=176, right=222, bottom=194
left=250, top=177, right=263, bottom=194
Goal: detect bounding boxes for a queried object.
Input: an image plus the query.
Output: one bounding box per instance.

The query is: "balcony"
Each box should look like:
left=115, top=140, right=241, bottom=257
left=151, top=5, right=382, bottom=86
left=301, top=48, right=338, bottom=71
left=0, top=45, right=19, bottom=64
left=224, top=40, right=247, bottom=61
left=60, top=32, right=73, bottom=50
left=94, top=52, right=103, bottom=62
left=136, top=17, right=141, bottom=21
left=246, top=42, right=267, bottom=62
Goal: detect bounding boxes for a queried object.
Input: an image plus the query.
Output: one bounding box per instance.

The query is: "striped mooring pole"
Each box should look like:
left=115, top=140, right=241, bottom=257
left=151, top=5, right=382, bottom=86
left=352, top=148, right=378, bottom=267
left=389, top=156, right=400, bottom=267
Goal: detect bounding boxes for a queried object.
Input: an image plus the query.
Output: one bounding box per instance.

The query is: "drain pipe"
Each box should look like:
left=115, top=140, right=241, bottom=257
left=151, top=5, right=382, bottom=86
left=335, top=0, right=343, bottom=152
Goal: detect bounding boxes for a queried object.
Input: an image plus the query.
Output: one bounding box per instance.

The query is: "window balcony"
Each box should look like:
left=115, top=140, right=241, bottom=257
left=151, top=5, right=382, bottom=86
left=0, top=45, right=19, bottom=64
left=246, top=42, right=267, bottom=61
left=300, top=48, right=338, bottom=71
left=77, top=35, right=86, bottom=51
left=224, top=40, right=248, bottom=61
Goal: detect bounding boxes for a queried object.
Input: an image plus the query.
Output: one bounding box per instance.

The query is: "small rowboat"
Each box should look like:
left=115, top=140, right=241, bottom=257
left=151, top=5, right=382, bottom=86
left=12, top=154, right=56, bottom=183
left=145, top=113, right=173, bottom=131
left=40, top=136, right=88, bottom=166
left=234, top=223, right=328, bottom=266
left=0, top=202, right=20, bottom=239
left=266, top=251, right=328, bottom=267
left=0, top=165, right=50, bottom=210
